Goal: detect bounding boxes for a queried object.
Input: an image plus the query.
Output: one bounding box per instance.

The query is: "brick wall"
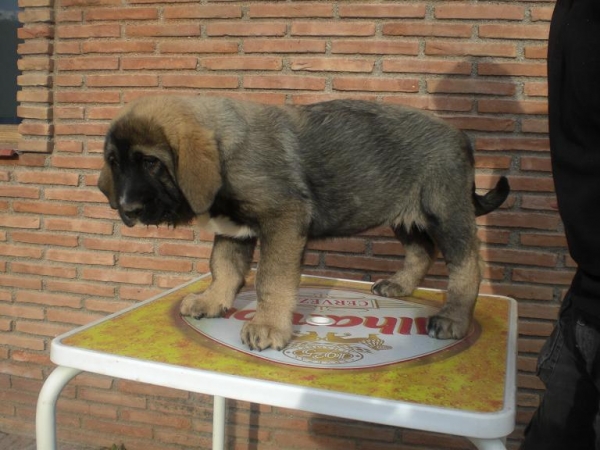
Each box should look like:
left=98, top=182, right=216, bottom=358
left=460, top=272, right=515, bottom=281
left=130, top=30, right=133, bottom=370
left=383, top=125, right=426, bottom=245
left=1, top=0, right=558, bottom=449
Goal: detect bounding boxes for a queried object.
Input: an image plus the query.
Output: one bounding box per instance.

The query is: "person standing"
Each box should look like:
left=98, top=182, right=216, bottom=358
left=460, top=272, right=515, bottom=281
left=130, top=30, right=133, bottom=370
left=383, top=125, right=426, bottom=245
left=520, top=0, right=600, bottom=449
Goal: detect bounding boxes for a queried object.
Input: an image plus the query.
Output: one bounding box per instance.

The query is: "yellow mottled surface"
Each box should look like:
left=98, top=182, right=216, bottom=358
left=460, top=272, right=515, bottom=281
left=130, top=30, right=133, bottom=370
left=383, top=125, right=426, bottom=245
left=63, top=274, right=512, bottom=413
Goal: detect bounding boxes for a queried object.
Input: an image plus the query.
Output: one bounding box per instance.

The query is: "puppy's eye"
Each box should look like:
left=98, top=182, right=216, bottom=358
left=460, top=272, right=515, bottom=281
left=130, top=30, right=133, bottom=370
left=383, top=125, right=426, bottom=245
left=143, top=156, right=160, bottom=171
left=107, top=154, right=117, bottom=167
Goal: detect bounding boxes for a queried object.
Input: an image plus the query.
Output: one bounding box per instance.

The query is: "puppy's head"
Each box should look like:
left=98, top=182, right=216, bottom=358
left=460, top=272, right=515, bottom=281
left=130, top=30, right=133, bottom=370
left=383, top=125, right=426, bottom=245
left=98, top=96, right=222, bottom=227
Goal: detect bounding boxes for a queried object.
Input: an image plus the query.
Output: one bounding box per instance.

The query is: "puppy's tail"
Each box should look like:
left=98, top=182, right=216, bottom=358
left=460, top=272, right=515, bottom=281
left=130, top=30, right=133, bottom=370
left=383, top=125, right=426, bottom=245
left=473, top=176, right=510, bottom=216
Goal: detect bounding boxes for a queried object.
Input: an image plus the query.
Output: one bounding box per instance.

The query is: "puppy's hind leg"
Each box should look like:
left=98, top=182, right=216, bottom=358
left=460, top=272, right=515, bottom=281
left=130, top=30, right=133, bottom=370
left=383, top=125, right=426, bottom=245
left=372, top=225, right=437, bottom=298
left=427, top=217, right=482, bottom=340
left=180, top=234, right=257, bottom=319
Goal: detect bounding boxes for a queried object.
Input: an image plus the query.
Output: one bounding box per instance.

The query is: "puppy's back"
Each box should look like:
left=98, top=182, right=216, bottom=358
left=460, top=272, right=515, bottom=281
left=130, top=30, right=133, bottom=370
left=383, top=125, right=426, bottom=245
left=293, top=100, right=473, bottom=237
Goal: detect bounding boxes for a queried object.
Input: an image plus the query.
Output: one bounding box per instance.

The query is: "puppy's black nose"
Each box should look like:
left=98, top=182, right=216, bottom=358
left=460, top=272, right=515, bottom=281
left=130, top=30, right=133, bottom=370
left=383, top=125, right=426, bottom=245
left=119, top=201, right=143, bottom=227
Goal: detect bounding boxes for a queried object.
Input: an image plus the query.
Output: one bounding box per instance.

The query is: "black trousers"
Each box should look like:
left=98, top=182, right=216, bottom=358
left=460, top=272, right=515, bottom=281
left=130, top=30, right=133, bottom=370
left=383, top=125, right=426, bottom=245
left=520, top=294, right=600, bottom=449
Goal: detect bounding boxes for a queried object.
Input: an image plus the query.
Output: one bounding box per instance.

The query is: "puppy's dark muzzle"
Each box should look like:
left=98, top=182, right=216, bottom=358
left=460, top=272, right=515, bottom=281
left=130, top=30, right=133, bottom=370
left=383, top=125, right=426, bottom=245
left=118, top=201, right=143, bottom=227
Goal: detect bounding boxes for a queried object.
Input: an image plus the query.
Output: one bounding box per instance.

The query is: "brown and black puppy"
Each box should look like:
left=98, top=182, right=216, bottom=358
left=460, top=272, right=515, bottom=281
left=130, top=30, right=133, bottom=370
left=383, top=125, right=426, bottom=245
left=98, top=95, right=509, bottom=351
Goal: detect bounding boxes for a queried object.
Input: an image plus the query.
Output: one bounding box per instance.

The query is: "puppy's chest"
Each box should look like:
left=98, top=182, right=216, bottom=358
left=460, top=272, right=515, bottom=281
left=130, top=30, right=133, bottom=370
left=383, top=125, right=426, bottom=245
left=196, top=213, right=257, bottom=239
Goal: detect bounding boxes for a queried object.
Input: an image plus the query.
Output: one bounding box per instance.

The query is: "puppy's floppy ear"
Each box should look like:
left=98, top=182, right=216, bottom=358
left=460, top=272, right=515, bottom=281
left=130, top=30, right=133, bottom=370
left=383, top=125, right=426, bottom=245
left=164, top=110, right=222, bottom=214
left=97, top=164, right=118, bottom=209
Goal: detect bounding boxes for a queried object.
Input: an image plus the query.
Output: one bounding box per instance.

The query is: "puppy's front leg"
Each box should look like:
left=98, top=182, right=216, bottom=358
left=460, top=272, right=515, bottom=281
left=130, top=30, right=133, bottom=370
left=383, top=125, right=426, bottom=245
left=241, top=221, right=307, bottom=351
left=180, top=234, right=257, bottom=319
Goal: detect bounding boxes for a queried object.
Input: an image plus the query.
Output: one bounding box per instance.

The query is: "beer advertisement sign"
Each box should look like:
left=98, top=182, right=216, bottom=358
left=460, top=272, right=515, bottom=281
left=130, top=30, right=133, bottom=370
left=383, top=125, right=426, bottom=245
left=182, top=286, right=478, bottom=370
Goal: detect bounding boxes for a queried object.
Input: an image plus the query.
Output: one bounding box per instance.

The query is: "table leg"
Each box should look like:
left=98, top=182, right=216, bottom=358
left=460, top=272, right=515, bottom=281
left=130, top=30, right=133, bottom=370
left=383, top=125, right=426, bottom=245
left=36, top=366, right=82, bottom=450
left=213, top=396, right=226, bottom=450
left=468, top=437, right=507, bottom=450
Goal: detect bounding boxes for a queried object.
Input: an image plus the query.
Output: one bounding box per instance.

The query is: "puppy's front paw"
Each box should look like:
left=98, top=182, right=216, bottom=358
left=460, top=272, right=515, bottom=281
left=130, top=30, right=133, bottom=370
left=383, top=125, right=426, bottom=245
left=371, top=279, right=413, bottom=298
left=180, top=293, right=229, bottom=320
left=427, top=313, right=470, bottom=340
left=240, top=321, right=292, bottom=351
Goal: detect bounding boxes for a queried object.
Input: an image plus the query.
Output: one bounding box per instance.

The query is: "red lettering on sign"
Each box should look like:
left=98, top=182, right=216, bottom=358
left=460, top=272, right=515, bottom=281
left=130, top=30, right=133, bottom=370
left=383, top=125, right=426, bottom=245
left=397, top=317, right=413, bottom=335
left=329, top=316, right=362, bottom=327
left=230, top=308, right=431, bottom=336
left=292, top=312, right=307, bottom=326
left=233, top=310, right=255, bottom=321
left=414, top=317, right=428, bottom=335
left=363, top=316, right=397, bottom=335
left=223, top=308, right=238, bottom=319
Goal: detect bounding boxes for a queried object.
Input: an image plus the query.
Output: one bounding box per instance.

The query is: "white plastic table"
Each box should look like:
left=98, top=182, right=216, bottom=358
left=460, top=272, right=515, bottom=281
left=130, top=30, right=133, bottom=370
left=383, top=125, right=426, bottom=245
left=36, top=273, right=517, bottom=450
